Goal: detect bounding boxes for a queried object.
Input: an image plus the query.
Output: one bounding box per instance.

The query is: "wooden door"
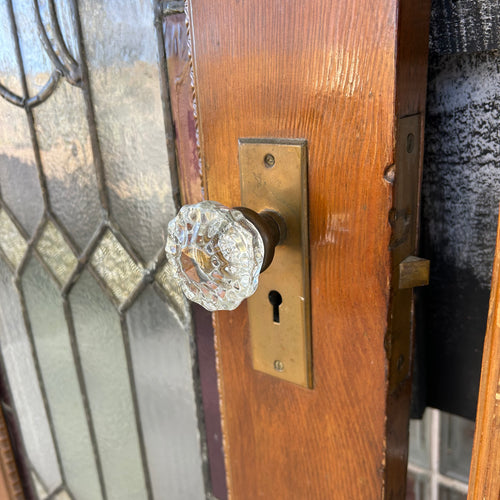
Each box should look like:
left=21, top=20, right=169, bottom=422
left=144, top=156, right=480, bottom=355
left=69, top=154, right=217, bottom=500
left=186, top=0, right=431, bottom=498
left=468, top=209, right=500, bottom=499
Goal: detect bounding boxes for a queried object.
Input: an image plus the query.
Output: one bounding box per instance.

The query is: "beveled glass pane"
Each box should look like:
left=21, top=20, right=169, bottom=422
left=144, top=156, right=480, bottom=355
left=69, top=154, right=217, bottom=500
left=0, top=0, right=22, bottom=96
left=12, top=0, right=57, bottom=97
left=127, top=286, right=205, bottom=499
left=0, top=97, right=44, bottom=237
left=52, top=0, right=79, bottom=60
left=0, top=259, right=61, bottom=493
left=0, top=208, right=27, bottom=269
left=79, top=0, right=177, bottom=262
left=70, top=271, right=147, bottom=500
left=36, top=220, right=77, bottom=286
left=408, top=410, right=432, bottom=469
left=33, top=80, right=102, bottom=251
left=439, top=412, right=475, bottom=482
left=90, top=230, right=144, bottom=304
left=22, top=257, right=102, bottom=500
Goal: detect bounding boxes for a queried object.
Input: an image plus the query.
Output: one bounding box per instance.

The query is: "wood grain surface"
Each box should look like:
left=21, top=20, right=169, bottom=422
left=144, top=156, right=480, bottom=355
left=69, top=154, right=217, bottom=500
left=186, top=1, right=430, bottom=497
left=468, top=210, right=500, bottom=499
left=0, top=408, right=22, bottom=500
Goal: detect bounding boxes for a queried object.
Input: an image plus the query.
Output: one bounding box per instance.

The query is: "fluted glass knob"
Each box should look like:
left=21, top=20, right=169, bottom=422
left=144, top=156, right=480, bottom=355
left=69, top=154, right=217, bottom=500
left=165, top=201, right=282, bottom=311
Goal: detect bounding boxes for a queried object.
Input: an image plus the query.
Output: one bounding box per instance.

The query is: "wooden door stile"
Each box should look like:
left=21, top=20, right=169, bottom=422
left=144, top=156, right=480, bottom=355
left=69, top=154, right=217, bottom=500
left=186, top=1, right=431, bottom=497
left=468, top=210, right=500, bottom=499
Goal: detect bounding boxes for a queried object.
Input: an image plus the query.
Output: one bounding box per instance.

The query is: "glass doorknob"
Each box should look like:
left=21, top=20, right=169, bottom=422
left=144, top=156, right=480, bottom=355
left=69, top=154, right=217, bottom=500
left=165, top=200, right=284, bottom=311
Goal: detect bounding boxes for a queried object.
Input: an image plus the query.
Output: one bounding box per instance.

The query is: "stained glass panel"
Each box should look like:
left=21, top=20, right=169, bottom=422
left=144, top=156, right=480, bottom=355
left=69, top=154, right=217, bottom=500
left=0, top=0, right=209, bottom=498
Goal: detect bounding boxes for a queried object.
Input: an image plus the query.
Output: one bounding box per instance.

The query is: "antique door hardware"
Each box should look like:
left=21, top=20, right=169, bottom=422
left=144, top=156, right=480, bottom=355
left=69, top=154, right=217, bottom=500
left=166, top=138, right=312, bottom=387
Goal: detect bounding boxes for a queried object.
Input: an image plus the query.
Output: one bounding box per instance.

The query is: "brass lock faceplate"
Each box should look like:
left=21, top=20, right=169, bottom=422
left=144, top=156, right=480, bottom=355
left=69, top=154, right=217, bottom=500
left=239, top=138, right=312, bottom=388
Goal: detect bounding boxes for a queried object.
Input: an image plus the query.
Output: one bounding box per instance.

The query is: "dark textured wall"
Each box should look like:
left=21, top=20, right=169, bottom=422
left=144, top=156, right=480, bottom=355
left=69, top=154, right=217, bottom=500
left=412, top=1, right=500, bottom=420
left=430, top=0, right=499, bottom=54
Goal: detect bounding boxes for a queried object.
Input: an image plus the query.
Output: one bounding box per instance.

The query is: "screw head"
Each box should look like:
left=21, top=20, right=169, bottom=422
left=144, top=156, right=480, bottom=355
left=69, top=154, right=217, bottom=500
left=264, top=153, right=275, bottom=168
left=273, top=360, right=284, bottom=372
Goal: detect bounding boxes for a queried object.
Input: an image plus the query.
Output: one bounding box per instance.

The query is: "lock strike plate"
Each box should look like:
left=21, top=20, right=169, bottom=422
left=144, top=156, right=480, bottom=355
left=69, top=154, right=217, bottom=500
left=239, top=138, right=312, bottom=388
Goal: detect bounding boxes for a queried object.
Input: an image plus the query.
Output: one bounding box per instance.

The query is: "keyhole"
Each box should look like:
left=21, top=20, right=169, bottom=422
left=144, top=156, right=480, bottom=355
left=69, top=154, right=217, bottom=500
left=268, top=290, right=283, bottom=324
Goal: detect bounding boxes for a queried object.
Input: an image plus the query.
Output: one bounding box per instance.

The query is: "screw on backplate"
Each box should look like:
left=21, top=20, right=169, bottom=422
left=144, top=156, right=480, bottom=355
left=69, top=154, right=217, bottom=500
left=274, top=360, right=284, bottom=372
left=406, top=133, right=415, bottom=154
left=264, top=153, right=276, bottom=168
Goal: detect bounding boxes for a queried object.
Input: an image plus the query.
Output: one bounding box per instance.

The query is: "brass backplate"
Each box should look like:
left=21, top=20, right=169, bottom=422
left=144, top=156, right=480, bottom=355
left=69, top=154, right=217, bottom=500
left=239, top=138, right=312, bottom=388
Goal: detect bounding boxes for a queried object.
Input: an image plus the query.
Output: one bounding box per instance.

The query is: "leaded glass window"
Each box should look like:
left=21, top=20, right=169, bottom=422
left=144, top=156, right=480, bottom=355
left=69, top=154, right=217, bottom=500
left=0, top=1, right=207, bottom=498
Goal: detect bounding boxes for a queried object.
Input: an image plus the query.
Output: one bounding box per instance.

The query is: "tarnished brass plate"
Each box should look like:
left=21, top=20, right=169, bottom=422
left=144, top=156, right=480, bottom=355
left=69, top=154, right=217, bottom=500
left=239, top=138, right=312, bottom=388
left=398, top=256, right=430, bottom=289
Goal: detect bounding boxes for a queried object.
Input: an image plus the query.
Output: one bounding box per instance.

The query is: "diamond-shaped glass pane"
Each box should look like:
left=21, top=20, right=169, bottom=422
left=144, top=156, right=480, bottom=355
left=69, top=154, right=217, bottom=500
left=0, top=208, right=27, bottom=269
left=36, top=220, right=78, bottom=286
left=90, top=230, right=143, bottom=304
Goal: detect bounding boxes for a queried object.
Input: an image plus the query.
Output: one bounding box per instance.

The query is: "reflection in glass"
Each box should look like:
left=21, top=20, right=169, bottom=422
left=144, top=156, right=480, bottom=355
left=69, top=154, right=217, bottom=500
left=12, top=0, right=54, bottom=96
left=70, top=271, right=147, bottom=500
left=127, top=286, right=205, bottom=499
left=439, top=413, right=475, bottom=482
left=23, top=257, right=102, bottom=500
left=406, top=471, right=430, bottom=500
left=0, top=98, right=44, bottom=237
left=438, top=486, right=467, bottom=500
left=33, top=80, right=102, bottom=251
left=408, top=410, right=431, bottom=469
left=0, top=0, right=22, bottom=96
left=79, top=0, right=176, bottom=262
left=0, top=259, right=61, bottom=493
